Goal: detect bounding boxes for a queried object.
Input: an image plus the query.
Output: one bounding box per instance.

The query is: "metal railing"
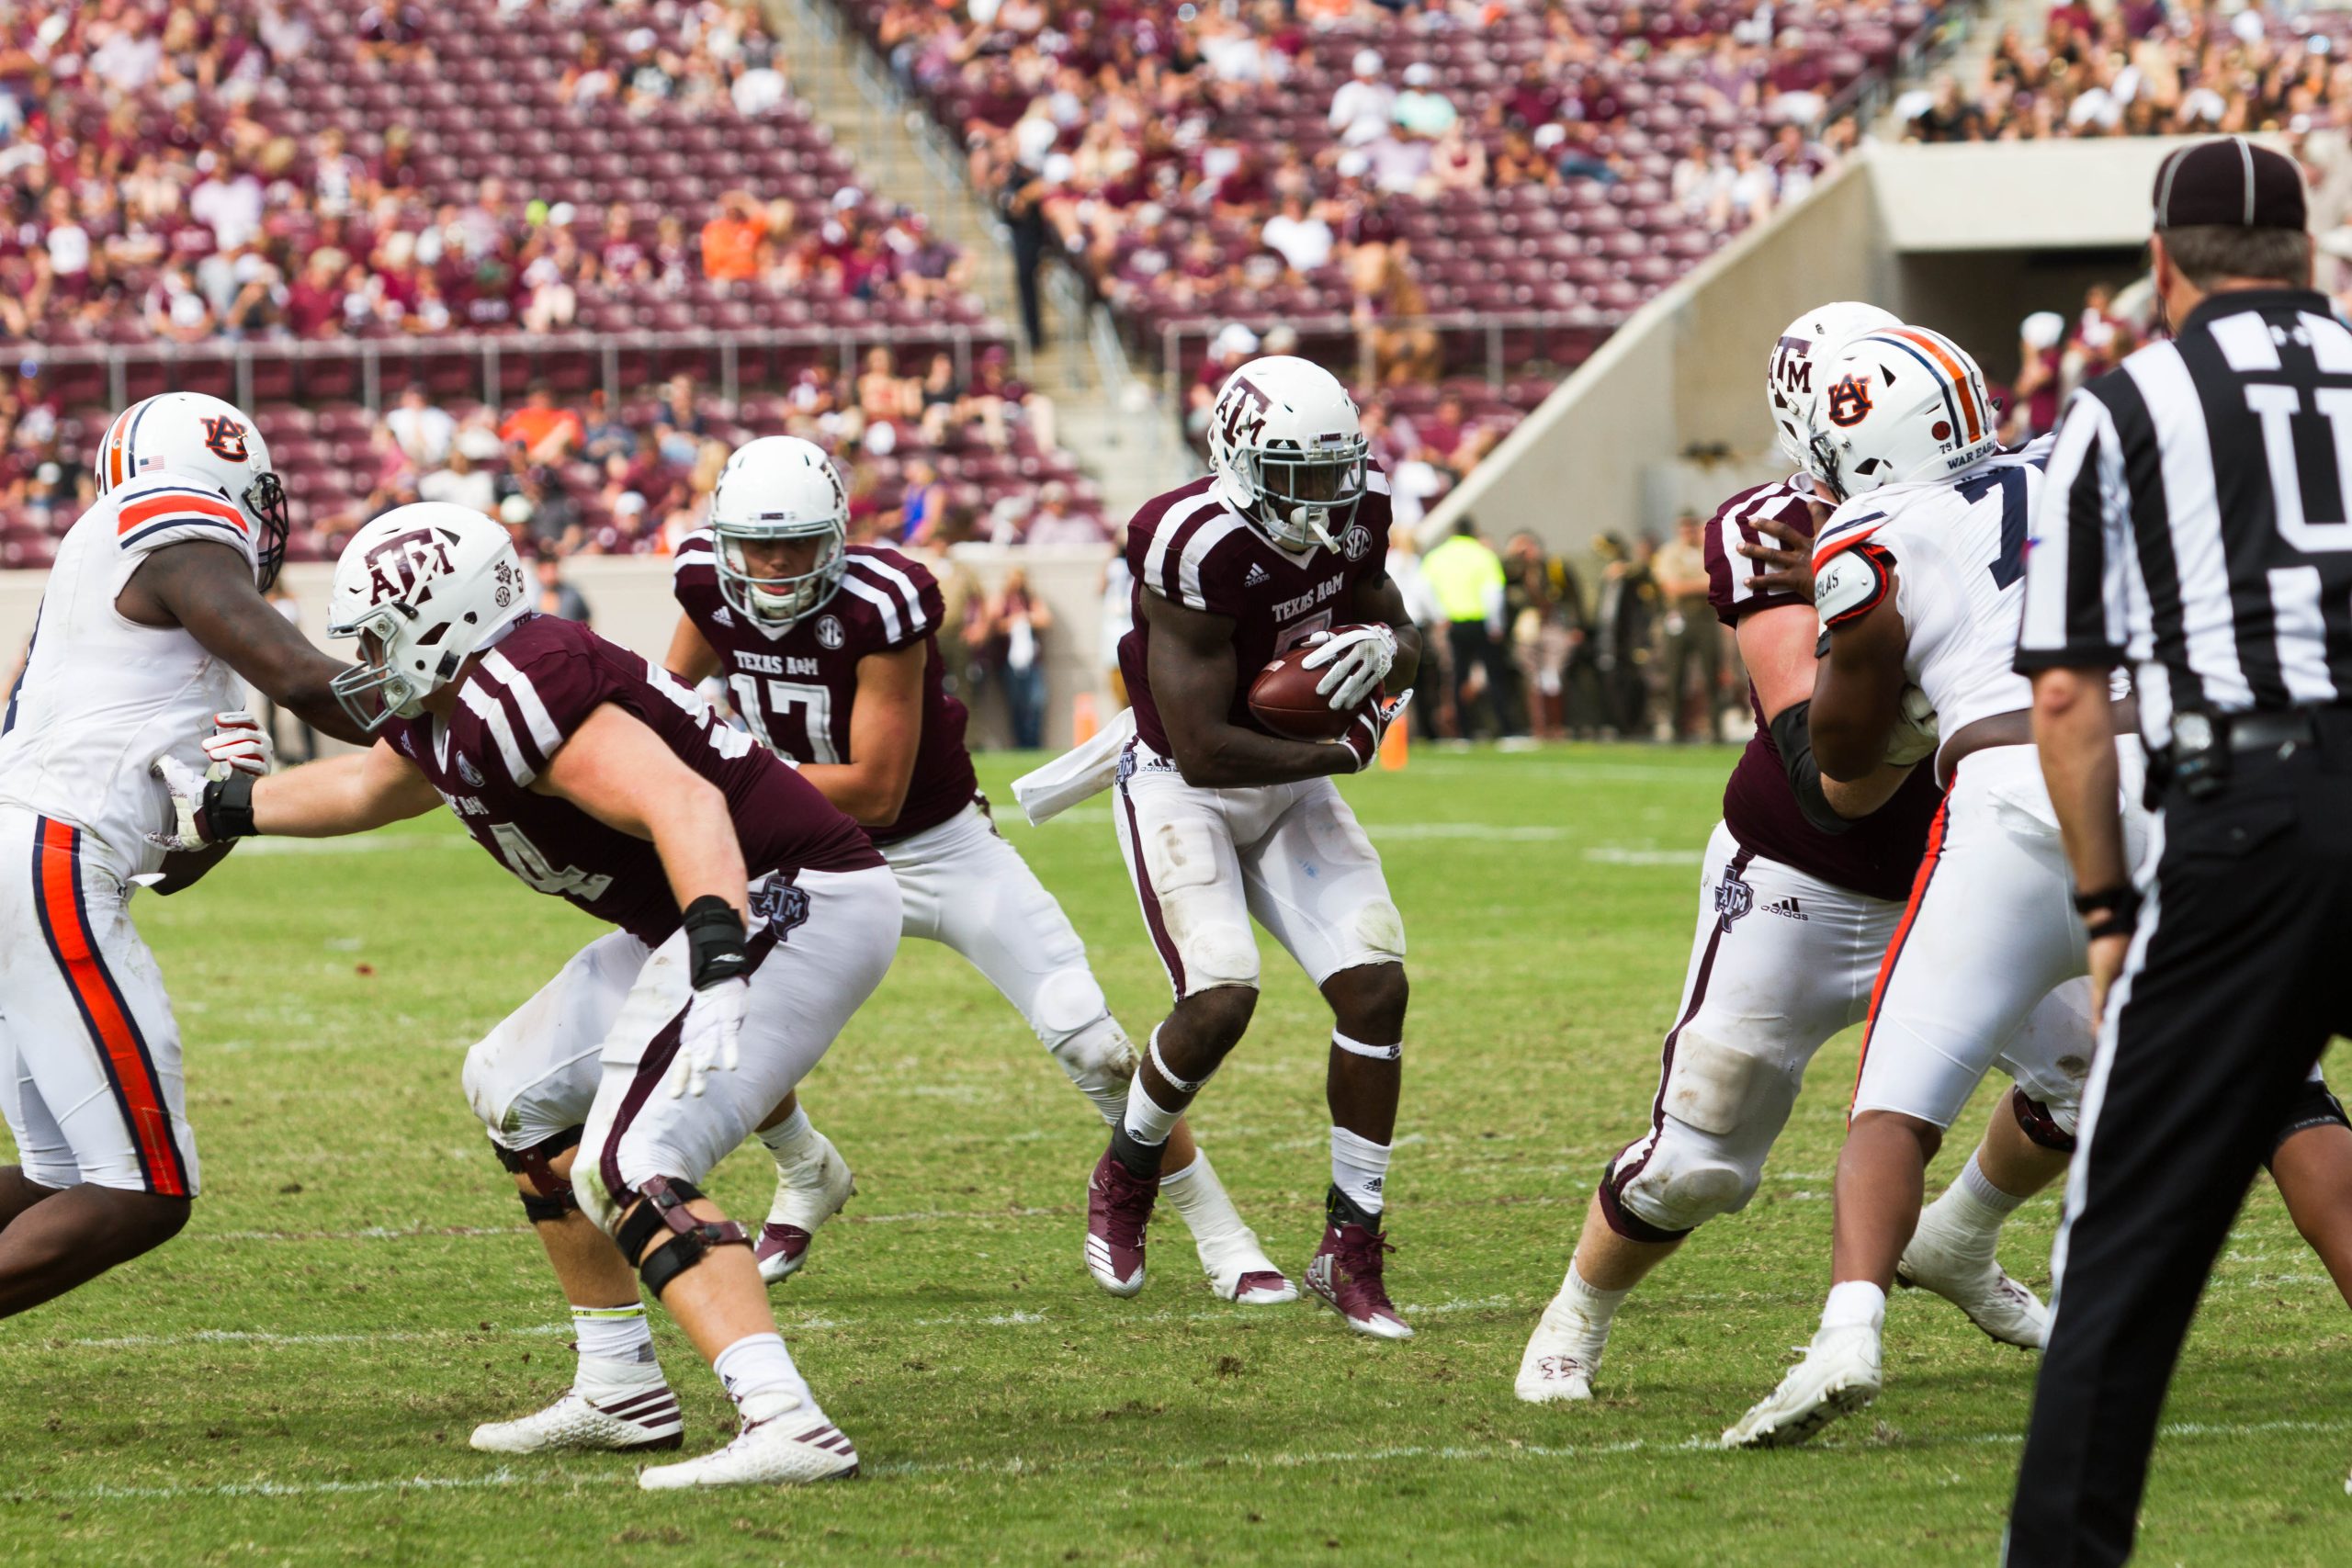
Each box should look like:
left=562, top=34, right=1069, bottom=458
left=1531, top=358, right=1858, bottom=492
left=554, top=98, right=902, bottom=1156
left=17, top=322, right=1006, bottom=413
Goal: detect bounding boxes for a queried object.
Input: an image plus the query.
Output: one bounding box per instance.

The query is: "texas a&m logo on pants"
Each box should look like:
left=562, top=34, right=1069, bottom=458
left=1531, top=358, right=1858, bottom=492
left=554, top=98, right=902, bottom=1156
left=750, top=876, right=810, bottom=941
left=1713, top=863, right=1753, bottom=931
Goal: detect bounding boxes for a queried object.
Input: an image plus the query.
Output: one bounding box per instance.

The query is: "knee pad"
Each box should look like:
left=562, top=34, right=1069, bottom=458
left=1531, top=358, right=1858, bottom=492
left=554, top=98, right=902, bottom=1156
left=1347, top=897, right=1408, bottom=965
left=1141, top=817, right=1259, bottom=992
left=2267, top=1078, right=2351, bottom=1166
left=613, top=1176, right=751, bottom=1298
left=1608, top=1128, right=1758, bottom=1237
left=492, top=1125, right=583, bottom=1223
left=1046, top=1010, right=1137, bottom=1125
left=1033, top=965, right=1113, bottom=1043
left=2011, top=1090, right=2079, bottom=1152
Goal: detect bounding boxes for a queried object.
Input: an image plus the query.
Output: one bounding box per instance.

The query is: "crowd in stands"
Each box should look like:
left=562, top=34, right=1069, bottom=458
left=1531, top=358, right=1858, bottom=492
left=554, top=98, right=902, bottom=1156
left=0, top=0, right=984, bottom=347
left=1900, top=1, right=2352, bottom=143
left=859, top=0, right=1939, bottom=385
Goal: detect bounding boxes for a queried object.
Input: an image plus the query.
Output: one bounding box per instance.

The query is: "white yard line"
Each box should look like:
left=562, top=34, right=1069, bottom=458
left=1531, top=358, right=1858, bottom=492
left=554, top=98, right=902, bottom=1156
left=15, top=1416, right=2348, bottom=1504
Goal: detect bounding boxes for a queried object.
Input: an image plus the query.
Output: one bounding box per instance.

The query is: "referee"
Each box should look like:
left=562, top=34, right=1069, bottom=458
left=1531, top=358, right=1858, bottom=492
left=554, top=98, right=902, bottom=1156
left=2008, top=138, right=2352, bottom=1565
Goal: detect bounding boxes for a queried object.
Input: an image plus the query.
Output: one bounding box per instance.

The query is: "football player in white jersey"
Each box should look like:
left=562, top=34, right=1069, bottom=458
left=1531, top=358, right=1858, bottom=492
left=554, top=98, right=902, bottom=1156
left=1516, top=307, right=2088, bottom=1406
left=1724, top=327, right=2352, bottom=1445
left=0, top=391, right=368, bottom=1316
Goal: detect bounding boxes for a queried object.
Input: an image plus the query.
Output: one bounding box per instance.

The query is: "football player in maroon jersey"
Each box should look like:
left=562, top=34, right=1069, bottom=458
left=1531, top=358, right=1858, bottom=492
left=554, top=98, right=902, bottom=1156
left=153, top=503, right=895, bottom=1488
left=663, top=437, right=1293, bottom=1303
left=1517, top=305, right=2099, bottom=1404
left=1090, top=355, right=1420, bottom=1337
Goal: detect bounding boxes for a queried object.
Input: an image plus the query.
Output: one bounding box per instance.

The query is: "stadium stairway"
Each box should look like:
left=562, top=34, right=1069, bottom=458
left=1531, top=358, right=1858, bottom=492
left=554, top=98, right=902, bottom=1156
left=763, top=0, right=1193, bottom=523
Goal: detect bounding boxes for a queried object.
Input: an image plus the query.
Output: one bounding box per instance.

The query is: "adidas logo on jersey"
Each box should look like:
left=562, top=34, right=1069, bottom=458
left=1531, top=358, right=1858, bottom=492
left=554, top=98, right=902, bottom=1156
left=712, top=606, right=734, bottom=626
left=1762, top=896, right=1808, bottom=922
left=1244, top=563, right=1270, bottom=587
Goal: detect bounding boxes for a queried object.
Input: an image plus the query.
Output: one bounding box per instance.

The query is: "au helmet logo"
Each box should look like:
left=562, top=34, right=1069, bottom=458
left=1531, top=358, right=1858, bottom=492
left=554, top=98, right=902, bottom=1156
left=1825, top=375, right=1873, bottom=428
left=198, top=415, right=251, bottom=462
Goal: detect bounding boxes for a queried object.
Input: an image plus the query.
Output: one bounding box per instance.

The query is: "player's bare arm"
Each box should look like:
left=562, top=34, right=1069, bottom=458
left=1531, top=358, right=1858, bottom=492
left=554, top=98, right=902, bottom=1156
left=663, top=613, right=722, bottom=685
left=1739, top=602, right=1913, bottom=825
left=248, top=741, right=445, bottom=836
left=534, top=701, right=750, bottom=916
left=2027, top=664, right=2130, bottom=1020
left=794, top=642, right=924, bottom=827
left=1145, top=591, right=1363, bottom=789
left=1808, top=591, right=1907, bottom=783
left=118, top=539, right=372, bottom=747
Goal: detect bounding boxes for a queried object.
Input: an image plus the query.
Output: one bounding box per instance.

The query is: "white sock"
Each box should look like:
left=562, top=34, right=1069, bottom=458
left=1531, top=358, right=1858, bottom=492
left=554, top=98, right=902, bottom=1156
left=712, top=1331, right=814, bottom=1423
left=1958, top=1151, right=2028, bottom=1213
left=1551, top=1261, right=1629, bottom=1339
left=1821, top=1280, right=1887, bottom=1333
left=1158, top=1149, right=1256, bottom=1252
left=1121, top=1072, right=1182, bottom=1148
left=572, top=1302, right=656, bottom=1365
left=757, top=1105, right=817, bottom=1166
left=1329, top=1125, right=1392, bottom=1218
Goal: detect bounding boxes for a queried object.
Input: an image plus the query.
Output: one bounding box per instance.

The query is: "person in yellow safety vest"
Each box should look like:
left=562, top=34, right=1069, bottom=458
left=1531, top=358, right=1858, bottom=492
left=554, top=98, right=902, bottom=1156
left=1419, top=518, right=1521, bottom=740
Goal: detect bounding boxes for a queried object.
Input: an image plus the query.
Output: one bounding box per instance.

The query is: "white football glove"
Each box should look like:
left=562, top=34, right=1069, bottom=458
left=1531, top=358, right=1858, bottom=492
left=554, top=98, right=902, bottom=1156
left=200, top=709, right=274, bottom=777
left=669, top=977, right=748, bottom=1099
left=1301, top=624, right=1398, bottom=711
left=1884, top=684, right=1939, bottom=768
left=146, top=753, right=218, bottom=852
left=1335, top=690, right=1413, bottom=773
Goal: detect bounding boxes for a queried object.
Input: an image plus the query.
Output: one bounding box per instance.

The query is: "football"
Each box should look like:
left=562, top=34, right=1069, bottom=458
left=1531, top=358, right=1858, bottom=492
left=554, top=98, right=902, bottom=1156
left=1248, top=631, right=1376, bottom=742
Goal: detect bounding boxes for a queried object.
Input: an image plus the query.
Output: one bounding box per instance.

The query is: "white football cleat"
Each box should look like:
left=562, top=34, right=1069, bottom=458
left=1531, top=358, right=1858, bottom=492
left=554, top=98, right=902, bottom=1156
left=637, top=1402, right=860, bottom=1490
left=1721, top=1324, right=1883, bottom=1449
left=469, top=1359, right=683, bottom=1454
left=756, top=1130, right=854, bottom=1287
left=1515, top=1292, right=1610, bottom=1404
left=1896, top=1204, right=2050, bottom=1349
left=1200, top=1227, right=1298, bottom=1305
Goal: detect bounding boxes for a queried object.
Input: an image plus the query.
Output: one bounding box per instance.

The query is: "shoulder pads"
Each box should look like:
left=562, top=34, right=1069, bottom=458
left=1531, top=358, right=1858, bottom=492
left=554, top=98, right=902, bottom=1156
left=1815, top=541, right=1894, bottom=631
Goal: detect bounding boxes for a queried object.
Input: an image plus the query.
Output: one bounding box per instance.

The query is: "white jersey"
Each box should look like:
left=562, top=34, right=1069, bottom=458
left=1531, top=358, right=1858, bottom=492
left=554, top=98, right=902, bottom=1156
left=0, top=472, right=260, bottom=877
left=1814, top=447, right=2044, bottom=757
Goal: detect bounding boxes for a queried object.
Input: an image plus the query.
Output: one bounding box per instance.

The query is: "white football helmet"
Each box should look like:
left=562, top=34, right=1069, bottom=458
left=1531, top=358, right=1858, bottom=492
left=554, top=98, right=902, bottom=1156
left=94, top=390, right=291, bottom=588
left=325, top=502, right=530, bottom=731
left=1207, top=355, right=1369, bottom=552
left=1804, top=325, right=2001, bottom=502
left=707, top=435, right=849, bottom=626
left=1766, top=301, right=1900, bottom=475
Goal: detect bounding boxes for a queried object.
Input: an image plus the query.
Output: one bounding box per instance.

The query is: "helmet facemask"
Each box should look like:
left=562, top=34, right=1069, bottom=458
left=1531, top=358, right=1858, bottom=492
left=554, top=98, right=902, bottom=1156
left=327, top=608, right=431, bottom=733
left=714, top=517, right=848, bottom=626
left=243, top=469, right=291, bottom=592
left=1236, top=433, right=1369, bottom=551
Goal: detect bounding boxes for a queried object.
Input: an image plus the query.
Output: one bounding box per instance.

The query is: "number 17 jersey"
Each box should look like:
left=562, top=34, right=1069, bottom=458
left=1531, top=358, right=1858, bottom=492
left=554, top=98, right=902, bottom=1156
left=1813, top=450, right=2046, bottom=745
left=672, top=536, right=977, bottom=844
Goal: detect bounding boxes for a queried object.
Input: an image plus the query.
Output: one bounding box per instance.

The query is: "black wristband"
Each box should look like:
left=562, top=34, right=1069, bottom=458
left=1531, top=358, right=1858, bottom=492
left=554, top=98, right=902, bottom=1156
left=199, top=771, right=260, bottom=840
left=681, top=895, right=749, bottom=990
left=2073, top=884, right=2141, bottom=939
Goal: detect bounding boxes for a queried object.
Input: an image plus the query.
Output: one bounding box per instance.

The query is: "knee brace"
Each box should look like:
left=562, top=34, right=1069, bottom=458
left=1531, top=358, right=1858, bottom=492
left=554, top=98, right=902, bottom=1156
left=613, top=1176, right=751, bottom=1298
left=492, top=1125, right=584, bottom=1223
left=2011, top=1090, right=2079, bottom=1153
left=2267, top=1078, right=2352, bottom=1167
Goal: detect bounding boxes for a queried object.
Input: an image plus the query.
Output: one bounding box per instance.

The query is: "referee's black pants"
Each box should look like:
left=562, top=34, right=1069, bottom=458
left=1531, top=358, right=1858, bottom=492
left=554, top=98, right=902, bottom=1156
left=2007, top=741, right=2352, bottom=1566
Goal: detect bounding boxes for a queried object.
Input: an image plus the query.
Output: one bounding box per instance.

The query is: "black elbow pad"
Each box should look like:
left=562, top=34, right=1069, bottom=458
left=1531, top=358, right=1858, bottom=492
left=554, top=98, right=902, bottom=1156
left=1770, top=701, right=1852, bottom=837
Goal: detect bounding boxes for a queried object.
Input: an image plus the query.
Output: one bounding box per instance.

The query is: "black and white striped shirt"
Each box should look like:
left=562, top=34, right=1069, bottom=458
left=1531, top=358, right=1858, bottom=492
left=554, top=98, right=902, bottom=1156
left=2017, top=288, right=2352, bottom=746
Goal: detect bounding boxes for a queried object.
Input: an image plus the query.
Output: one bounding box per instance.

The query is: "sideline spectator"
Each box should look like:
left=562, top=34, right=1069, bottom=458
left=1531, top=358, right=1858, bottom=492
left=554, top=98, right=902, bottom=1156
left=1422, top=516, right=1519, bottom=741
left=534, top=553, right=593, bottom=623
left=1653, top=513, right=1723, bottom=743
left=984, top=567, right=1052, bottom=750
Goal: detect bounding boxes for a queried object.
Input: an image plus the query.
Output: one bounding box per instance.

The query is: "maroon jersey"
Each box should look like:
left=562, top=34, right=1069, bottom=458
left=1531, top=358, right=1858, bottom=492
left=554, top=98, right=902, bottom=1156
left=382, top=615, right=881, bottom=945
left=1119, top=472, right=1395, bottom=755
left=672, top=536, right=977, bottom=844
left=1702, top=479, right=1943, bottom=903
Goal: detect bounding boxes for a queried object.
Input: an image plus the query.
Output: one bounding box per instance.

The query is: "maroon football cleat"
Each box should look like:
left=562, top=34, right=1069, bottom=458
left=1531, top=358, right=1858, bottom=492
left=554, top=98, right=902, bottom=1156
left=1085, top=1148, right=1158, bottom=1297
left=755, top=1222, right=815, bottom=1280
left=1306, top=1217, right=1413, bottom=1339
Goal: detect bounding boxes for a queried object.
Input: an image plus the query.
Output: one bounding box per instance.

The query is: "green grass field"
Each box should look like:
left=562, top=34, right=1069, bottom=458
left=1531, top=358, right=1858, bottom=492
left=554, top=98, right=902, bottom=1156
left=1, top=745, right=2346, bottom=1566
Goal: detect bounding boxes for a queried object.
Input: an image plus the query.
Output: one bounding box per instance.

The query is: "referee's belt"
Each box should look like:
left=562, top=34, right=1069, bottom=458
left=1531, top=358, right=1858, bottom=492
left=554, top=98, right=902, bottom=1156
left=2202, top=708, right=2352, bottom=753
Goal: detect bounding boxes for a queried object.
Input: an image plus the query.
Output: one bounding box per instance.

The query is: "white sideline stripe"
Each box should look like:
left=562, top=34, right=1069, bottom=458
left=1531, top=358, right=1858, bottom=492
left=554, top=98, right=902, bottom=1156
left=17, top=1416, right=2348, bottom=1503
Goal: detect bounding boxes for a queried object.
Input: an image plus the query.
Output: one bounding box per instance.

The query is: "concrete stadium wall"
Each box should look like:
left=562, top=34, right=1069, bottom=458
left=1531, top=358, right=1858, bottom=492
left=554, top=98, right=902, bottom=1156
left=1426, top=156, right=1887, bottom=551
left=0, top=545, right=1118, bottom=754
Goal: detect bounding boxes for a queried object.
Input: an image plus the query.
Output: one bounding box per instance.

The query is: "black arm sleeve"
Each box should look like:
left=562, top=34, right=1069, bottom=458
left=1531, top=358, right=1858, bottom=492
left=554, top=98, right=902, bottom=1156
left=1770, top=700, right=1852, bottom=837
